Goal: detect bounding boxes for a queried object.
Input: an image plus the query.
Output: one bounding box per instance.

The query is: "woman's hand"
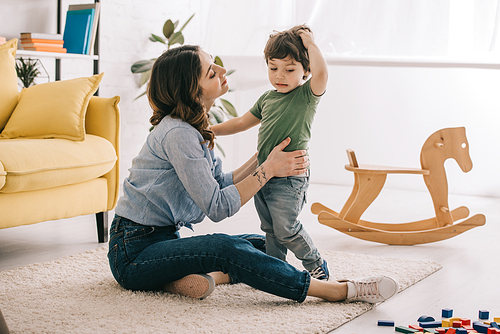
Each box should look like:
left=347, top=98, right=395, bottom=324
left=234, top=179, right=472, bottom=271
left=262, top=137, right=309, bottom=178
left=234, top=138, right=309, bottom=206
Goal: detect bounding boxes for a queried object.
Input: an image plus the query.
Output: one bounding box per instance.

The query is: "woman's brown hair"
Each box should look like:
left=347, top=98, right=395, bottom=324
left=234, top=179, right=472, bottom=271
left=264, top=24, right=311, bottom=79
left=148, top=45, right=215, bottom=149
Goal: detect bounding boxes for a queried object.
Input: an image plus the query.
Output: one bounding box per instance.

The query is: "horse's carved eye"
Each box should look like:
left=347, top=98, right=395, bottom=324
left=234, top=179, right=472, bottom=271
left=461, top=143, right=467, bottom=149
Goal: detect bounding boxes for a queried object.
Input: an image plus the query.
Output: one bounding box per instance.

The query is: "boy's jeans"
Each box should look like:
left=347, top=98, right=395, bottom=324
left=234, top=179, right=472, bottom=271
left=108, top=215, right=310, bottom=302
left=254, top=176, right=323, bottom=271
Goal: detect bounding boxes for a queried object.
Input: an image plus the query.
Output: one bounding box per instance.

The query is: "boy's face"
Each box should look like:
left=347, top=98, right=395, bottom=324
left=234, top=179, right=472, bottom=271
left=267, top=57, right=308, bottom=93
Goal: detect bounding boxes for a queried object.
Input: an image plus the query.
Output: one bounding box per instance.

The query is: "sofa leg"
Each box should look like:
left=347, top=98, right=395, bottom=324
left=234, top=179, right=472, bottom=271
left=96, top=211, right=109, bottom=243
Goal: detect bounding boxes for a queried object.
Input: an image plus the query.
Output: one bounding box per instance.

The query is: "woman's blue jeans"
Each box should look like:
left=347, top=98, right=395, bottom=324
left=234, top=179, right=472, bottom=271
left=108, top=215, right=310, bottom=302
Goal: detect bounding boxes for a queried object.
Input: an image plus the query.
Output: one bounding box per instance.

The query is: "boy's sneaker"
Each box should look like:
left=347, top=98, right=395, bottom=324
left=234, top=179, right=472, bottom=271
left=163, top=273, right=215, bottom=299
left=309, top=260, right=329, bottom=280
left=341, top=275, right=399, bottom=303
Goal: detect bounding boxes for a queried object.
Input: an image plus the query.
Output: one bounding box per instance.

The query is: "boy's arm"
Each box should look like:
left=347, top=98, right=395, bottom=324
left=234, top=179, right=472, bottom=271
left=211, top=110, right=260, bottom=136
left=298, top=29, right=328, bottom=96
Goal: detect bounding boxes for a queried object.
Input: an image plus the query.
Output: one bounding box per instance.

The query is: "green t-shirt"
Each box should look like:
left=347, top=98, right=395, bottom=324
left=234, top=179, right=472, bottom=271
left=250, top=79, right=322, bottom=165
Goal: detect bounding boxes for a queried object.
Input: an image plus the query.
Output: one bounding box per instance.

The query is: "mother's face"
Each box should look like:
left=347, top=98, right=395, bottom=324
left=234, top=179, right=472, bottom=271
left=198, top=49, right=229, bottom=105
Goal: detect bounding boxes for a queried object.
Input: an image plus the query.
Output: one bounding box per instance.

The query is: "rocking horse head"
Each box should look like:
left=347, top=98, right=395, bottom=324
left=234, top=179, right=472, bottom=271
left=420, top=127, right=473, bottom=173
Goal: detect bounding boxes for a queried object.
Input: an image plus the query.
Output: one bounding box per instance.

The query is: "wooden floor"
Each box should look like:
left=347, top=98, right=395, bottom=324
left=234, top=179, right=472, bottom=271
left=1, top=183, right=499, bottom=333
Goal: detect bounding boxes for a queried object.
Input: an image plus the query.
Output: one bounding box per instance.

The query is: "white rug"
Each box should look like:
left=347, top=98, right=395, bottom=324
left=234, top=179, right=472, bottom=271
left=0, top=247, right=441, bottom=334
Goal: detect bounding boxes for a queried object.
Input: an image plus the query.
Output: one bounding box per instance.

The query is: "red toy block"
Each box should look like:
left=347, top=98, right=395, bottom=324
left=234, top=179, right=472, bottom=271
left=453, top=321, right=462, bottom=328
left=461, top=318, right=471, bottom=326
left=410, top=324, right=424, bottom=331
left=446, top=328, right=456, bottom=334
left=435, top=328, right=446, bottom=334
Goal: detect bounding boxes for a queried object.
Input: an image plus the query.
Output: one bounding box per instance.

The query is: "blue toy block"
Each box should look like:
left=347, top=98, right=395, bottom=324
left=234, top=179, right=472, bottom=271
left=491, top=322, right=500, bottom=329
left=419, top=321, right=442, bottom=328
left=473, top=321, right=490, bottom=333
left=377, top=320, right=395, bottom=327
left=479, top=310, right=490, bottom=320
left=455, top=329, right=468, bottom=334
left=442, top=308, right=454, bottom=318
left=418, top=315, right=436, bottom=323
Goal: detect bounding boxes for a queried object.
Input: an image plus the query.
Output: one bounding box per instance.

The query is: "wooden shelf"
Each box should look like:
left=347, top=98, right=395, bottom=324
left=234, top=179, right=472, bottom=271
left=16, top=50, right=98, bottom=60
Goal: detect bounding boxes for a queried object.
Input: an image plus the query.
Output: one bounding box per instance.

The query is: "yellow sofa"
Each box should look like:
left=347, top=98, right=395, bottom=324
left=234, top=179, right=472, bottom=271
left=0, top=39, right=120, bottom=243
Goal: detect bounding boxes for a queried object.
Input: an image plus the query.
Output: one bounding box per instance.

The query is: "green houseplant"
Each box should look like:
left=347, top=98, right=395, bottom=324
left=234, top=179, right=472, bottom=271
left=16, top=57, right=40, bottom=88
left=131, top=14, right=237, bottom=155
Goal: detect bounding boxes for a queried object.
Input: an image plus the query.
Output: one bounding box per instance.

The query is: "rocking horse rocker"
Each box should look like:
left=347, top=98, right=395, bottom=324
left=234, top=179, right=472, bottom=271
left=311, top=127, right=486, bottom=245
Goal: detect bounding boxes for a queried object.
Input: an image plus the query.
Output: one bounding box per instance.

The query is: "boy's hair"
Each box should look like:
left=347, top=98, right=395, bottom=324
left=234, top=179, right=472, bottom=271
left=264, top=24, right=311, bottom=79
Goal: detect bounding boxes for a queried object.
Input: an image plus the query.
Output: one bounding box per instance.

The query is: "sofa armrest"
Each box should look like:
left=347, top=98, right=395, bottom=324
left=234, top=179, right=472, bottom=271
left=85, top=96, right=120, bottom=210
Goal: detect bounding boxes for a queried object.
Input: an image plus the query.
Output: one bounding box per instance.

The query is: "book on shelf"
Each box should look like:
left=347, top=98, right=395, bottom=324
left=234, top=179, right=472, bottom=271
left=22, top=46, right=67, bottom=53
left=62, top=8, right=93, bottom=54
left=20, top=38, right=65, bottom=45
left=21, top=42, right=65, bottom=48
left=68, top=3, right=100, bottom=55
left=20, top=32, right=63, bottom=40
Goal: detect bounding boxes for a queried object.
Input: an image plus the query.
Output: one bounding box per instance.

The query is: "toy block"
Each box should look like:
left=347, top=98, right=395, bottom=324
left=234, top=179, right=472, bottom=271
left=442, top=309, right=454, bottom=318
left=421, top=321, right=444, bottom=328
left=377, top=320, right=394, bottom=327
left=491, top=322, right=500, bottom=329
left=423, top=329, right=439, bottom=333
left=452, top=321, right=462, bottom=328
left=396, top=325, right=419, bottom=333
left=487, top=328, right=500, bottom=334
left=419, top=315, right=436, bottom=323
left=410, top=324, right=424, bottom=331
left=495, top=318, right=500, bottom=323
left=473, top=321, right=490, bottom=333
left=446, top=328, right=456, bottom=334
left=479, top=310, right=490, bottom=320
left=442, top=320, right=452, bottom=327
left=455, top=329, right=467, bottom=334
left=461, top=318, right=471, bottom=326
left=435, top=329, right=447, bottom=334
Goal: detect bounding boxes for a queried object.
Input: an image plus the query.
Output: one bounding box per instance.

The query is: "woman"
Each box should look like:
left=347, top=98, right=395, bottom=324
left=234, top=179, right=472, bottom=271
left=108, top=45, right=399, bottom=303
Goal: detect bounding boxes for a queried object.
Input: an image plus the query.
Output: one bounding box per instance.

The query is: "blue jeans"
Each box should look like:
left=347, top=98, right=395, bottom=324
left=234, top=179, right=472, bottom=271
left=254, top=176, right=322, bottom=271
left=107, top=215, right=310, bottom=302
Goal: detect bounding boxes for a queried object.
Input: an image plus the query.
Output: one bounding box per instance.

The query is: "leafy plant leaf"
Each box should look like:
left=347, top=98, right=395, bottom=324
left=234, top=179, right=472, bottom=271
left=134, top=90, right=147, bottom=101
left=214, top=56, right=223, bottom=67
left=179, top=13, right=195, bottom=32
left=163, top=19, right=175, bottom=38
left=168, top=31, right=184, bottom=46
left=139, top=70, right=151, bottom=87
left=215, top=142, right=226, bottom=158
left=150, top=33, right=166, bottom=44
left=131, top=59, right=154, bottom=73
left=220, top=99, right=237, bottom=117
left=226, top=69, right=235, bottom=76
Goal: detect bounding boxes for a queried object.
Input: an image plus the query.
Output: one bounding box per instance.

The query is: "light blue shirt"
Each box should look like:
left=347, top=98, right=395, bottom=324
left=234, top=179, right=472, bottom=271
left=115, top=115, right=241, bottom=230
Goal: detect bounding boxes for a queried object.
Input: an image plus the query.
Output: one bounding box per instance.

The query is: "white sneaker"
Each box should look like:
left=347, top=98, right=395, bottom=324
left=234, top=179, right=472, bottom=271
left=341, top=275, right=399, bottom=303
left=163, top=274, right=215, bottom=299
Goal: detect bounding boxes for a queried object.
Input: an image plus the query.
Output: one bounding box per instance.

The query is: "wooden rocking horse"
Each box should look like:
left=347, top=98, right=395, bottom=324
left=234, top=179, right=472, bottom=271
left=311, top=127, right=486, bottom=245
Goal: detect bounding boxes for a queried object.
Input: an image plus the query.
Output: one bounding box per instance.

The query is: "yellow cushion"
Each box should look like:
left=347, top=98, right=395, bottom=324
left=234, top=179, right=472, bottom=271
left=0, top=135, right=116, bottom=193
left=0, top=73, right=104, bottom=141
left=0, top=39, right=19, bottom=132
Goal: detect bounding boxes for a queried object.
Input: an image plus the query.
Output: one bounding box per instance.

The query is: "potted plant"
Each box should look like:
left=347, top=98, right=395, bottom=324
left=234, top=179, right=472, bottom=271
left=16, top=57, right=40, bottom=88
left=131, top=14, right=237, bottom=155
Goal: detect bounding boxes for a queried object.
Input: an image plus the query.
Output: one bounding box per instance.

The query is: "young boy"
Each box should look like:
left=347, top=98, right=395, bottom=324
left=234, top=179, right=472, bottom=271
left=211, top=25, right=329, bottom=280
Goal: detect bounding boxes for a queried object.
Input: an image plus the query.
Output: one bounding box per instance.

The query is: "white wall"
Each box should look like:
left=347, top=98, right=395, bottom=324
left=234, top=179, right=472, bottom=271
left=218, top=56, right=500, bottom=198
left=3, top=1, right=500, bottom=199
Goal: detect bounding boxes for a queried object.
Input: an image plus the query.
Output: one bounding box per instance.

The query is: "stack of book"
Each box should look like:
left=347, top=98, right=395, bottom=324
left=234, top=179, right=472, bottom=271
left=20, top=33, right=67, bottom=53
left=0, top=37, right=6, bottom=45
left=63, top=3, right=100, bottom=55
